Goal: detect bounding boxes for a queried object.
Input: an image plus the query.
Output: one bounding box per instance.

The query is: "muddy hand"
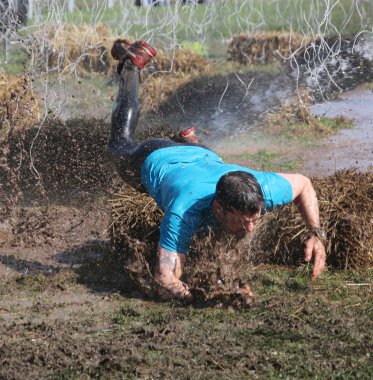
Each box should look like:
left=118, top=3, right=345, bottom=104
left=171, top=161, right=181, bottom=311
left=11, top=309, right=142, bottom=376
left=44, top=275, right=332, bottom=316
left=156, top=247, right=192, bottom=301
left=305, top=236, right=326, bottom=281
left=156, top=275, right=193, bottom=301
left=237, top=286, right=256, bottom=305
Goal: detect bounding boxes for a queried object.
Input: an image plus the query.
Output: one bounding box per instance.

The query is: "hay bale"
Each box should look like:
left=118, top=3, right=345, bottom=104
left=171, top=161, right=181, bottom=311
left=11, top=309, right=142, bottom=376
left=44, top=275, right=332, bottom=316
left=0, top=72, right=40, bottom=142
left=109, top=169, right=372, bottom=305
left=227, top=31, right=317, bottom=64
left=253, top=169, right=373, bottom=269
left=30, top=23, right=117, bottom=76
left=0, top=72, right=40, bottom=205
left=108, top=188, right=163, bottom=297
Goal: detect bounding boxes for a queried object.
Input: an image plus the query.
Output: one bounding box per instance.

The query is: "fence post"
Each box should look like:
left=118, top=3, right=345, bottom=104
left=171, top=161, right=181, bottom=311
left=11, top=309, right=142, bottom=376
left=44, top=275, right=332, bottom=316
left=27, top=0, right=33, bottom=19
left=68, top=0, right=74, bottom=12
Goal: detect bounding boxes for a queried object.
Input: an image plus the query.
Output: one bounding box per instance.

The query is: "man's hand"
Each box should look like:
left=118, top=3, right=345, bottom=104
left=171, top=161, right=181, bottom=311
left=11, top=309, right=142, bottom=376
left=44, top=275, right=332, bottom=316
left=155, top=247, right=192, bottom=301
left=237, top=286, right=256, bottom=305
left=278, top=173, right=326, bottom=281
left=304, top=236, right=326, bottom=281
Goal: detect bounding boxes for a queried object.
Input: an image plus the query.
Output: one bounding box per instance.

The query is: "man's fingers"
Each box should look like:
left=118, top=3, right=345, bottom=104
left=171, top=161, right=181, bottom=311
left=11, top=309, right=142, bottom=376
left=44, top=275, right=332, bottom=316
left=164, top=279, right=193, bottom=301
left=238, top=287, right=256, bottom=298
left=311, top=245, right=326, bottom=281
left=311, top=255, right=325, bottom=281
left=304, top=238, right=313, bottom=262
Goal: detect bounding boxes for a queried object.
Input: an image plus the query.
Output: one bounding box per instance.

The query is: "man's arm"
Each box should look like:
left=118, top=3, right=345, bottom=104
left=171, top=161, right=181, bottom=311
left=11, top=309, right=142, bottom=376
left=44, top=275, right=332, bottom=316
left=155, top=246, right=192, bottom=300
left=277, top=173, right=326, bottom=281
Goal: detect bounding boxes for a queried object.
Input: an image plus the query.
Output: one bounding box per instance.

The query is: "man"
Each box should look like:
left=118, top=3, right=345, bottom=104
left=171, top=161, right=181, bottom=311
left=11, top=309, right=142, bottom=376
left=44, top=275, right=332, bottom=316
left=107, top=39, right=326, bottom=301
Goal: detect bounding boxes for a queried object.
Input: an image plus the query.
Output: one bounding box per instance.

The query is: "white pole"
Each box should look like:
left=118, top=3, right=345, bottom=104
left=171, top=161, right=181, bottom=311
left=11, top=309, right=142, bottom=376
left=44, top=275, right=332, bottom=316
left=27, top=0, right=33, bottom=19
left=68, top=0, right=74, bottom=12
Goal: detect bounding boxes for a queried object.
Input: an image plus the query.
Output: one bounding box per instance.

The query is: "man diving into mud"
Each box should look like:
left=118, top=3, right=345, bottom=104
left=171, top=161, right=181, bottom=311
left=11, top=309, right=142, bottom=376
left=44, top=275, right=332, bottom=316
left=107, top=40, right=326, bottom=301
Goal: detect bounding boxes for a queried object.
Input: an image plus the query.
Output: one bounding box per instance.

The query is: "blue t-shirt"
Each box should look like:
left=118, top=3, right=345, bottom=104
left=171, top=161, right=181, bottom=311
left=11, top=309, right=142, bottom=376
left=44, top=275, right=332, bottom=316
left=141, top=146, right=292, bottom=254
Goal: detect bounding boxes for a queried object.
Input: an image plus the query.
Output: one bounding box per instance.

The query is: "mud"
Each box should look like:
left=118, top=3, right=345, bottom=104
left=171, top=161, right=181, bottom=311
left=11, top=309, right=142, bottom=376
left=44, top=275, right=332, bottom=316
left=152, top=70, right=296, bottom=144
left=1, top=55, right=372, bottom=378
left=305, top=88, right=373, bottom=175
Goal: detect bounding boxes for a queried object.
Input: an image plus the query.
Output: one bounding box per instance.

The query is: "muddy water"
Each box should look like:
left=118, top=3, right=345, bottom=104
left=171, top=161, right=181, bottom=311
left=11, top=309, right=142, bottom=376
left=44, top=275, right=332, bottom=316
left=301, top=34, right=373, bottom=99
left=152, top=34, right=373, bottom=151
left=305, top=88, right=373, bottom=175
left=153, top=70, right=295, bottom=144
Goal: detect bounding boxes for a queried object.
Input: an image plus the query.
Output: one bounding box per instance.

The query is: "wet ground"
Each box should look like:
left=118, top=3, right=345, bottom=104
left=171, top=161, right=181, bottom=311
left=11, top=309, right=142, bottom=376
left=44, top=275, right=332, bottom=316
left=305, top=88, right=373, bottom=175
left=1, top=201, right=372, bottom=378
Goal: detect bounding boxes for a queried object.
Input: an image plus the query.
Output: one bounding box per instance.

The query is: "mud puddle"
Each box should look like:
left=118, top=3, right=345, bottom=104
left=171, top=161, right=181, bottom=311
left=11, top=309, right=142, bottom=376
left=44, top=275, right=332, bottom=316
left=304, top=88, right=373, bottom=175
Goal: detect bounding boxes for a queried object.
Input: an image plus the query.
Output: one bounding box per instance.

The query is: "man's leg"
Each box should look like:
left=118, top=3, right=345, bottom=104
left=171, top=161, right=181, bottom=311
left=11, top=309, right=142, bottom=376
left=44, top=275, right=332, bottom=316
left=107, top=39, right=204, bottom=189
left=107, top=62, right=182, bottom=188
left=107, top=63, right=143, bottom=188
left=107, top=40, right=166, bottom=189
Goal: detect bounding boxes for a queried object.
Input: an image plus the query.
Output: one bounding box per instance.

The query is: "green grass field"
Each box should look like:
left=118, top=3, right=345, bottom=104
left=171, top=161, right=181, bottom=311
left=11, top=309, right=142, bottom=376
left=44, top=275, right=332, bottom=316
left=29, top=0, right=373, bottom=48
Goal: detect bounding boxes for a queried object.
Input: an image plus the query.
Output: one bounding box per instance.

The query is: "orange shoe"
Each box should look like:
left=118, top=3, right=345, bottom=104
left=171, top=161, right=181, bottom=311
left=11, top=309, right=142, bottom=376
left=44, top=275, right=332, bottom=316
left=178, top=127, right=200, bottom=144
left=112, top=39, right=157, bottom=70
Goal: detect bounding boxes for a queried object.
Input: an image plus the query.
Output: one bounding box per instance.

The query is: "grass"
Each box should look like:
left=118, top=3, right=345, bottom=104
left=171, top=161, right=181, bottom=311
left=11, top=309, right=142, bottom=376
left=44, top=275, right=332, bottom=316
left=264, top=108, right=353, bottom=145
left=107, top=267, right=372, bottom=379
left=29, top=0, right=373, bottom=46
left=1, top=251, right=372, bottom=378
left=222, top=150, right=302, bottom=172
left=0, top=44, right=30, bottom=75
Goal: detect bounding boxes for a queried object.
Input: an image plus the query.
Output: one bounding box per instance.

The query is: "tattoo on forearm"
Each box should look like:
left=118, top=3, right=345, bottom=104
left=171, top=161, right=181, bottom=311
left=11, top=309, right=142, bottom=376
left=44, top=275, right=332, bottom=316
left=159, top=252, right=177, bottom=271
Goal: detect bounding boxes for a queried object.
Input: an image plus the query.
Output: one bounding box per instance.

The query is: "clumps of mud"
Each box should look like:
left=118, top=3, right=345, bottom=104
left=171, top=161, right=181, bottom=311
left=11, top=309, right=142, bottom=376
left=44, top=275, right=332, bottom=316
left=253, top=169, right=373, bottom=269
left=109, top=169, right=372, bottom=306
left=0, top=117, right=118, bottom=206
left=109, top=188, right=253, bottom=307
left=0, top=115, right=179, bottom=207
left=227, top=31, right=316, bottom=64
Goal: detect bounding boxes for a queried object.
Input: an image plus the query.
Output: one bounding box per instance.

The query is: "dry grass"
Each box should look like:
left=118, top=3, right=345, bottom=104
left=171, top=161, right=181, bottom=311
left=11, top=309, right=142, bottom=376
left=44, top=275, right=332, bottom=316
left=262, top=89, right=352, bottom=138
left=227, top=31, right=317, bottom=65
left=30, top=23, right=117, bottom=77
left=0, top=72, right=40, bottom=143
left=253, top=169, right=373, bottom=270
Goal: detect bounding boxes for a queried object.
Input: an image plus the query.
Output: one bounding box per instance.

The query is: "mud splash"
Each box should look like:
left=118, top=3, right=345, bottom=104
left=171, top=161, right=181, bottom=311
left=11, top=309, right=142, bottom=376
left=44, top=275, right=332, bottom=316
left=150, top=34, right=373, bottom=147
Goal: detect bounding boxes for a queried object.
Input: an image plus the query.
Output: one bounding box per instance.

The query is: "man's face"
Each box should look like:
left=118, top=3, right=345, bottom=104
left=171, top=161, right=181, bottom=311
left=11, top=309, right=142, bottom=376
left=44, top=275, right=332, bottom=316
left=213, top=201, right=261, bottom=238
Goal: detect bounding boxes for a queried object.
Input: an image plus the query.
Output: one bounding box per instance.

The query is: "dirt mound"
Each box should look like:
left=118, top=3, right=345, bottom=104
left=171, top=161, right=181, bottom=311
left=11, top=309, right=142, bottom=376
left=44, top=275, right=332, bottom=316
left=109, top=169, right=372, bottom=305
left=109, top=188, right=252, bottom=306
left=227, top=31, right=316, bottom=64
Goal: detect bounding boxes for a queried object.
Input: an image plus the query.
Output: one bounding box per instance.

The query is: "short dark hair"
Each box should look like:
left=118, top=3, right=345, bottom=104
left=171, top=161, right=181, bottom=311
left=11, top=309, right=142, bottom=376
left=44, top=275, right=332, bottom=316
left=215, top=171, right=264, bottom=214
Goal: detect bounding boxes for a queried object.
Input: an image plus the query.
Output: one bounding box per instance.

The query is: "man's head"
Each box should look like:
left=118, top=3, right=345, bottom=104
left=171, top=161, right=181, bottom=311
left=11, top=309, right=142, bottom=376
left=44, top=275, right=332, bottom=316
left=212, top=171, right=264, bottom=237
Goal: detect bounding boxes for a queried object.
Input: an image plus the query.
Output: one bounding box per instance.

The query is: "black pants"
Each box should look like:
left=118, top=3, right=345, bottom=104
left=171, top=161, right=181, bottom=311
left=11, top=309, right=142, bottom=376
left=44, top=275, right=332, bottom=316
left=107, top=66, right=187, bottom=190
